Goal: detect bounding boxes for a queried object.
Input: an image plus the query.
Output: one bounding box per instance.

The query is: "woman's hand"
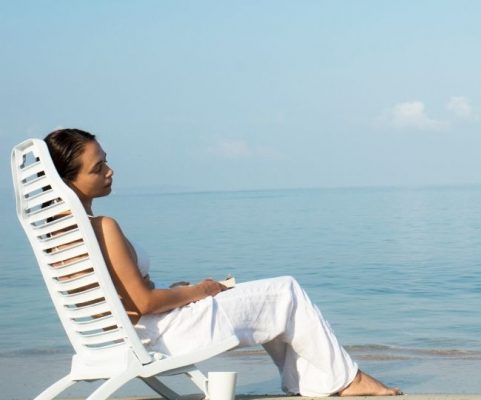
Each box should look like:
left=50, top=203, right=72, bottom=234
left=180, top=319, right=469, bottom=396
left=196, top=278, right=227, bottom=297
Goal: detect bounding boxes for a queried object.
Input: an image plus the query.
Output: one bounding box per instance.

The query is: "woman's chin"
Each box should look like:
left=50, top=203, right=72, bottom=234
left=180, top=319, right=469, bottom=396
left=99, top=186, right=113, bottom=197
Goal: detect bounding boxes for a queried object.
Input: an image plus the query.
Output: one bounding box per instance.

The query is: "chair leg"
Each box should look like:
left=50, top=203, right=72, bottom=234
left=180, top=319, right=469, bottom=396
left=141, top=376, right=180, bottom=400
left=85, top=370, right=135, bottom=400
left=34, top=374, right=77, bottom=400
left=185, top=369, right=208, bottom=395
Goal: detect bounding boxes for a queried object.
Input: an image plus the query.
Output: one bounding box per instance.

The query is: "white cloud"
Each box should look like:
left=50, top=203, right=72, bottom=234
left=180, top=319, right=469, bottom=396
left=207, top=140, right=283, bottom=160
left=446, top=96, right=474, bottom=119
left=378, top=101, right=447, bottom=131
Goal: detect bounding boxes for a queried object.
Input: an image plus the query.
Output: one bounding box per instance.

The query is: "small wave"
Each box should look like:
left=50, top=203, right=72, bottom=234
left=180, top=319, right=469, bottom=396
left=4, top=343, right=481, bottom=362
left=228, top=348, right=266, bottom=356
left=220, top=344, right=481, bottom=362
left=345, top=344, right=481, bottom=361
left=0, top=345, right=72, bottom=358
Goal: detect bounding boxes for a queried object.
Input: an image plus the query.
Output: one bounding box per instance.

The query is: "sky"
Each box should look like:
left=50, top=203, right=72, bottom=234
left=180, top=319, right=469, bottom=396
left=1, top=0, right=481, bottom=192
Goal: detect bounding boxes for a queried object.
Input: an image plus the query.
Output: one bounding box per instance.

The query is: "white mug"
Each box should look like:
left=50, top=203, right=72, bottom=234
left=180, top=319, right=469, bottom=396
left=203, top=371, right=238, bottom=400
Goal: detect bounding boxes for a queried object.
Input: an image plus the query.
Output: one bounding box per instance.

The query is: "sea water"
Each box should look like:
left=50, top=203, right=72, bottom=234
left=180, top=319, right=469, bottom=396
left=1, top=186, right=481, bottom=398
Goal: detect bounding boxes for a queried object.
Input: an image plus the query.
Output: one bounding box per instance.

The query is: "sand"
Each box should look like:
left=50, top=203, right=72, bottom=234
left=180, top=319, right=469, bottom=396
left=55, top=395, right=481, bottom=400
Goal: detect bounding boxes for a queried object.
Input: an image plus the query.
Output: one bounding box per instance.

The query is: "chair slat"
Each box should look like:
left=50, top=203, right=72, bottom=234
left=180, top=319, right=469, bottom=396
left=25, top=190, right=59, bottom=211
left=53, top=272, right=98, bottom=292
left=22, top=174, right=50, bottom=194
left=45, top=244, right=88, bottom=265
left=49, top=258, right=92, bottom=279
left=40, top=228, right=84, bottom=250
left=61, top=287, right=105, bottom=306
left=32, top=215, right=77, bottom=236
left=65, top=301, right=111, bottom=319
left=79, top=329, right=125, bottom=347
left=26, top=201, right=69, bottom=223
left=19, top=161, right=43, bottom=180
left=72, top=314, right=116, bottom=331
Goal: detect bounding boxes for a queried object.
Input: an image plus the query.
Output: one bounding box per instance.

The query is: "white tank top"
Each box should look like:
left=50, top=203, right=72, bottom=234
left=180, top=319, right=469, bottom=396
left=131, top=241, right=150, bottom=277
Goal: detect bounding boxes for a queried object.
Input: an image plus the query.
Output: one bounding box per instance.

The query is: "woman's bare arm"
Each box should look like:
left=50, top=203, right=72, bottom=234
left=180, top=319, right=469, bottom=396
left=91, top=216, right=226, bottom=315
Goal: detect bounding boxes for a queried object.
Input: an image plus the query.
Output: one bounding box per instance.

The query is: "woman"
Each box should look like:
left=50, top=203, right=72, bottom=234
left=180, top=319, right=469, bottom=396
left=45, top=128, right=401, bottom=397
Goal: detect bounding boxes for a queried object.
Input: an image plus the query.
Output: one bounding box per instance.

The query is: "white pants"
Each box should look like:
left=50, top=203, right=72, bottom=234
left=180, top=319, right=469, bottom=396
left=136, top=276, right=358, bottom=396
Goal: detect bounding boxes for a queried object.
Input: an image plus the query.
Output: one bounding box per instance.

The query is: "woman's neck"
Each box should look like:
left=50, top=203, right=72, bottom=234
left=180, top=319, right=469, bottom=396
left=68, top=183, right=94, bottom=217
left=81, top=199, right=94, bottom=217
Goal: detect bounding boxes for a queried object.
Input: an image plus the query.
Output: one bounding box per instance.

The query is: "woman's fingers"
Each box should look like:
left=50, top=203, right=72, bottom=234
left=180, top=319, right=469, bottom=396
left=199, top=279, right=227, bottom=296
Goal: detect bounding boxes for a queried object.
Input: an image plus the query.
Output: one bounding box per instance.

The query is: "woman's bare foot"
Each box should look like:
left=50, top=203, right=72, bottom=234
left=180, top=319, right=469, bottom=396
left=338, top=370, right=402, bottom=396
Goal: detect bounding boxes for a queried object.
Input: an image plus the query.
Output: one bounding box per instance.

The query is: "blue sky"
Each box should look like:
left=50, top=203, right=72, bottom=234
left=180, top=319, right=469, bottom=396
left=1, top=0, right=481, bottom=192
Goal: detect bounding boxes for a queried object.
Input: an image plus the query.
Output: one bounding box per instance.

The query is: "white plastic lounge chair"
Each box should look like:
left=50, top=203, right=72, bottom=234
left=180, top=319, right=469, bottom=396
left=11, top=138, right=240, bottom=400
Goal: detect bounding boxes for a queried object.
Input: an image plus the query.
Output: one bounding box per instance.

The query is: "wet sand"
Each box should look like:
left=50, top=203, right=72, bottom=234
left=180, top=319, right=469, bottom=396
left=4, top=348, right=481, bottom=399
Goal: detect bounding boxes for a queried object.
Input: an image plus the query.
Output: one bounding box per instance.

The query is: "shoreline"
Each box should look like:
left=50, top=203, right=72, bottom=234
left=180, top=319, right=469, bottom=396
left=52, top=396, right=481, bottom=400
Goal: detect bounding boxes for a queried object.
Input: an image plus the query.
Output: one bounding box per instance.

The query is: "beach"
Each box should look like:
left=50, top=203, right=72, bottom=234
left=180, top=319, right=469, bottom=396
left=3, top=347, right=481, bottom=399
left=43, top=397, right=481, bottom=400
left=51, top=397, right=481, bottom=400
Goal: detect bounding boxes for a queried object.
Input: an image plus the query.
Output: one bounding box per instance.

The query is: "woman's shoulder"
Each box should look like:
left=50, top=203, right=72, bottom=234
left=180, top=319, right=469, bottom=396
left=89, top=215, right=124, bottom=237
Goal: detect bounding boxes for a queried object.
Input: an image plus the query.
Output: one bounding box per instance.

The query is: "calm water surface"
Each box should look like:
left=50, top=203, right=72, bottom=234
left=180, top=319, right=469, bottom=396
left=1, top=186, right=481, bottom=396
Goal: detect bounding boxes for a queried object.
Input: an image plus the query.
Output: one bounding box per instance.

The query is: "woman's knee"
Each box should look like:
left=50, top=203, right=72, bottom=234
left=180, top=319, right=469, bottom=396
left=275, top=275, right=300, bottom=291
left=282, top=275, right=298, bottom=285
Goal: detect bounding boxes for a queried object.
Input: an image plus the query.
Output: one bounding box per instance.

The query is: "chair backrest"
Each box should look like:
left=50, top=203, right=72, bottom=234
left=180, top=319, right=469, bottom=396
left=11, top=138, right=152, bottom=370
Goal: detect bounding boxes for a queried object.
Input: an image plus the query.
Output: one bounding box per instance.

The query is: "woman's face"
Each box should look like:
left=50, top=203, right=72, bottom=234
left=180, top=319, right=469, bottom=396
left=69, top=140, right=113, bottom=201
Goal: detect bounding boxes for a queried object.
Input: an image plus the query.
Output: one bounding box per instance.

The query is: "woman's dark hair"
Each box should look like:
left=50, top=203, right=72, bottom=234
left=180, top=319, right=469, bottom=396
left=44, top=128, right=96, bottom=181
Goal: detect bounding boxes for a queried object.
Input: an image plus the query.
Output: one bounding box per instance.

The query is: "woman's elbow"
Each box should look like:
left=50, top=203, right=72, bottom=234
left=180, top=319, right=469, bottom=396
left=136, top=289, right=181, bottom=315
left=134, top=291, right=157, bottom=315
left=136, top=302, right=152, bottom=316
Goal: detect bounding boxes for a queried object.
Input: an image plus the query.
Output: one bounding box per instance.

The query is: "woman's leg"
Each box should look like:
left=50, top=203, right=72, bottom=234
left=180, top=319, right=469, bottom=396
left=216, top=276, right=400, bottom=396
left=216, top=276, right=356, bottom=396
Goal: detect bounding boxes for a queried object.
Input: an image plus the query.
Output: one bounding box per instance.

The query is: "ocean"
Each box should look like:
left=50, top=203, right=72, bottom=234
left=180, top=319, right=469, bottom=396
left=1, top=186, right=481, bottom=398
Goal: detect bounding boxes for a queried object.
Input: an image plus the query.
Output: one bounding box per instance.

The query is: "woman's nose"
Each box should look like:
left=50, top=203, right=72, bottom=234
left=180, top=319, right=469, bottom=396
left=106, top=165, right=114, bottom=178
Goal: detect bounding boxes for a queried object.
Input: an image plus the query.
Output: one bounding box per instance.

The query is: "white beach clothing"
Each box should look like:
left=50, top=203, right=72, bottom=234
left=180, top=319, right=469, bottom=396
left=130, top=241, right=151, bottom=277
left=133, top=258, right=358, bottom=397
